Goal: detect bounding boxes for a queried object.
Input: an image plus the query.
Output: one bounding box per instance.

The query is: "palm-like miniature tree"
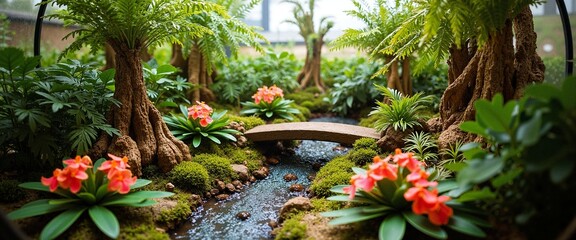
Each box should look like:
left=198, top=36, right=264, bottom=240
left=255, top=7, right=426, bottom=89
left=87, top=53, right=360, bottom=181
left=45, top=0, right=227, bottom=174
left=170, top=0, right=267, bottom=102
left=283, top=0, right=333, bottom=92
left=330, top=0, right=413, bottom=95
left=383, top=0, right=545, bottom=146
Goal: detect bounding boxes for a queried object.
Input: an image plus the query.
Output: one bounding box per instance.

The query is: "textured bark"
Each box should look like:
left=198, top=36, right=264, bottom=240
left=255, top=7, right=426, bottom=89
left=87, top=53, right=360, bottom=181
left=297, top=38, right=325, bottom=92
left=401, top=58, right=412, bottom=95
left=187, top=44, right=216, bottom=102
left=92, top=41, right=191, bottom=174
left=438, top=6, right=545, bottom=149
left=385, top=57, right=412, bottom=95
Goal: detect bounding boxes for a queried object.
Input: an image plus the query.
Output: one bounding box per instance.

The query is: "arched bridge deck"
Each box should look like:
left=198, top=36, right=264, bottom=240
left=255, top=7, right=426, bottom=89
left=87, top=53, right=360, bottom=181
left=244, top=122, right=380, bottom=145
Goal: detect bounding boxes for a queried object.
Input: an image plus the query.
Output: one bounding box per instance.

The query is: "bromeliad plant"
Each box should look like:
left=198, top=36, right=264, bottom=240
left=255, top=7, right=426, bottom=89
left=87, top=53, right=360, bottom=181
left=240, top=85, right=300, bottom=120
left=163, top=101, right=240, bottom=148
left=7, top=154, right=173, bottom=240
left=321, top=149, right=488, bottom=240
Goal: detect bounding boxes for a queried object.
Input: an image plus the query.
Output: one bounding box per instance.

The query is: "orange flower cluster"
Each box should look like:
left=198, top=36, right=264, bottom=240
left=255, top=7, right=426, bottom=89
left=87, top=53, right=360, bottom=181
left=41, top=154, right=137, bottom=195
left=188, top=101, right=213, bottom=127
left=343, top=149, right=453, bottom=226
left=252, top=85, right=284, bottom=104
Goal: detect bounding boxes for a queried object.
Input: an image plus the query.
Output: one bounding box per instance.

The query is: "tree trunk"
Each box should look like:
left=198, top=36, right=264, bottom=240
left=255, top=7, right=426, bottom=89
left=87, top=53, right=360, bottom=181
left=401, top=58, right=412, bottom=95
left=187, top=44, right=216, bottom=102
left=102, top=43, right=116, bottom=71
left=438, top=6, right=545, bottom=148
left=297, top=37, right=325, bottom=92
left=92, top=41, right=191, bottom=174
left=170, top=43, right=188, bottom=78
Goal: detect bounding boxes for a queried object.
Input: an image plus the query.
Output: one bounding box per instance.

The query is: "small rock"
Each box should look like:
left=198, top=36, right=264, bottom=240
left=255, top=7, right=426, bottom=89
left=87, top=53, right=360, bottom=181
left=283, top=173, right=298, bottom=181
left=307, top=174, right=316, bottom=181
left=215, top=194, right=229, bottom=201
left=278, top=197, right=312, bottom=223
left=333, top=145, right=346, bottom=151
left=216, top=180, right=226, bottom=192
left=165, top=182, right=175, bottom=192
left=155, top=228, right=166, bottom=233
left=190, top=194, right=201, bottom=203
left=225, top=183, right=236, bottom=192
left=249, top=176, right=257, bottom=182
left=289, top=184, right=304, bottom=192
left=266, top=156, right=280, bottom=165
left=210, top=188, right=219, bottom=195
left=232, top=180, right=243, bottom=189
left=205, top=192, right=211, bottom=198
left=253, top=169, right=268, bottom=179
left=231, top=164, right=250, bottom=182
left=268, top=220, right=278, bottom=229
left=312, top=162, right=323, bottom=171
left=236, top=211, right=251, bottom=220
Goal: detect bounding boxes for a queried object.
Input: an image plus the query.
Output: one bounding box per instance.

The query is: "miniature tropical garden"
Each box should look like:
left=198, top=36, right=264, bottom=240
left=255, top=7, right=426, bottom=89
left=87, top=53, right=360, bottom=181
left=0, top=0, right=574, bottom=239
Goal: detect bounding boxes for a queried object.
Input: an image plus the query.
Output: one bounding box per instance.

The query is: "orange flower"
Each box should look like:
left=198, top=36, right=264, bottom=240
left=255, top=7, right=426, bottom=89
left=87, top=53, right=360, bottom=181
left=393, top=149, right=423, bottom=172
left=188, top=101, right=213, bottom=126
left=427, top=195, right=453, bottom=225
left=252, top=85, right=284, bottom=104
left=107, top=169, right=137, bottom=194
left=57, top=167, right=88, bottom=194
left=41, top=168, right=63, bottom=192
left=368, top=155, right=397, bottom=181
left=406, top=168, right=429, bottom=183
left=98, top=154, right=130, bottom=178
left=63, top=155, right=93, bottom=171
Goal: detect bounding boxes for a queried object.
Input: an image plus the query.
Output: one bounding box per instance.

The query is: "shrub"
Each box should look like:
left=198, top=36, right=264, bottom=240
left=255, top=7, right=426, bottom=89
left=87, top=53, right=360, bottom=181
left=369, top=85, right=433, bottom=132
left=311, top=156, right=355, bottom=197
left=347, top=148, right=378, bottom=166
left=0, top=180, right=27, bottom=202
left=193, top=154, right=234, bottom=182
left=143, top=59, right=192, bottom=112
left=352, top=138, right=379, bottom=152
left=169, top=161, right=210, bottom=193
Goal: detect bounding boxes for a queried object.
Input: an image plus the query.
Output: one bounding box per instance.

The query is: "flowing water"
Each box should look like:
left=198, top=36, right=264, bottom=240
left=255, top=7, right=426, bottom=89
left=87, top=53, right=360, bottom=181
left=170, top=117, right=356, bottom=240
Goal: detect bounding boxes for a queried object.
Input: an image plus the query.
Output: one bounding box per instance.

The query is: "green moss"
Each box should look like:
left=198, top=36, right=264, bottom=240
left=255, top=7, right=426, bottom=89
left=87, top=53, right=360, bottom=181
left=285, top=91, right=315, bottom=104
left=348, top=148, right=378, bottom=166
left=310, top=198, right=342, bottom=212
left=292, top=104, right=311, bottom=120
left=118, top=224, right=169, bottom=240
left=358, top=114, right=378, bottom=128
left=191, top=141, right=226, bottom=155
left=227, top=115, right=265, bottom=130
left=311, top=157, right=355, bottom=197
left=193, top=153, right=234, bottom=182
left=141, top=165, right=162, bottom=179
left=352, top=138, right=379, bottom=152
left=158, top=193, right=193, bottom=225
left=169, top=161, right=210, bottom=193
left=275, top=213, right=307, bottom=240
left=0, top=180, right=27, bottom=202
left=223, top=147, right=264, bottom=172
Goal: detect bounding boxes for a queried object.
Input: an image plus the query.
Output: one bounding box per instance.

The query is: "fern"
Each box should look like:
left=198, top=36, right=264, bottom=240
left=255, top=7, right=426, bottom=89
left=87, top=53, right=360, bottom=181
left=403, top=131, right=438, bottom=163
left=369, top=85, right=433, bottom=132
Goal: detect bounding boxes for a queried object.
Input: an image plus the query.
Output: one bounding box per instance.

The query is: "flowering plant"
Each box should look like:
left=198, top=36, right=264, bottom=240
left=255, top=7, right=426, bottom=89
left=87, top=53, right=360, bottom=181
left=164, top=102, right=240, bottom=148
left=321, top=149, right=488, bottom=240
left=240, top=85, right=300, bottom=120
left=7, top=154, right=173, bottom=240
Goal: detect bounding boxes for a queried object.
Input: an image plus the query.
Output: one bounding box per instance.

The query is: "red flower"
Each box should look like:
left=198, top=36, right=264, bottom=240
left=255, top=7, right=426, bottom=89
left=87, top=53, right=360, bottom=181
left=41, top=168, right=63, bottom=192
left=57, top=167, right=88, bottom=194
left=252, top=85, right=284, bottom=104
left=63, top=155, right=93, bottom=171
left=406, top=168, right=429, bottom=183
left=107, top=169, right=137, bottom=194
left=188, top=101, right=213, bottom=127
left=427, top=195, right=453, bottom=225
left=393, top=149, right=423, bottom=172
left=98, top=154, right=130, bottom=178
left=368, top=155, right=397, bottom=181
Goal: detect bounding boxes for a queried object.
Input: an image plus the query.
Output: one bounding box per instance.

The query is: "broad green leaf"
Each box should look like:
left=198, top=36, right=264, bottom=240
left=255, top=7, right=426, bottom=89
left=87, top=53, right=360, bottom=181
left=402, top=211, right=447, bottom=239
left=352, top=167, right=367, bottom=175
left=329, top=185, right=347, bottom=194
left=474, top=96, right=508, bottom=132
left=457, top=157, right=504, bottom=185
left=100, top=197, right=146, bottom=206
left=193, top=135, right=202, bottom=148
left=77, top=192, right=96, bottom=204
left=131, top=179, right=152, bottom=189
left=550, top=158, right=575, bottom=184
left=48, top=199, right=81, bottom=205
left=379, top=214, right=405, bottom=240
left=516, top=111, right=542, bottom=146
left=96, top=184, right=111, bottom=201
left=457, top=187, right=496, bottom=202
left=436, top=180, right=458, bottom=194
left=7, top=199, right=72, bottom=220
left=123, top=191, right=174, bottom=199
left=89, top=205, right=120, bottom=239
left=443, top=162, right=466, bottom=172
left=18, top=182, right=50, bottom=192
left=321, top=207, right=366, bottom=217
left=328, top=212, right=386, bottom=225
left=447, top=215, right=486, bottom=238
left=459, top=121, right=486, bottom=137
left=491, top=168, right=523, bottom=188
left=39, top=207, right=86, bottom=240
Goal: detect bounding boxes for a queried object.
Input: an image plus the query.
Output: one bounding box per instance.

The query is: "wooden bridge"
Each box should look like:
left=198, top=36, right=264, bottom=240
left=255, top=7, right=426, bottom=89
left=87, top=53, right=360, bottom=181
left=244, top=122, right=380, bottom=145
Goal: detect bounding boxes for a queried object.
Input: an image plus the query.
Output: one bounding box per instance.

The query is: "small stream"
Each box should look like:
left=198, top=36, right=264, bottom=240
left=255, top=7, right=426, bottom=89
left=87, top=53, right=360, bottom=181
left=170, top=117, right=356, bottom=240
